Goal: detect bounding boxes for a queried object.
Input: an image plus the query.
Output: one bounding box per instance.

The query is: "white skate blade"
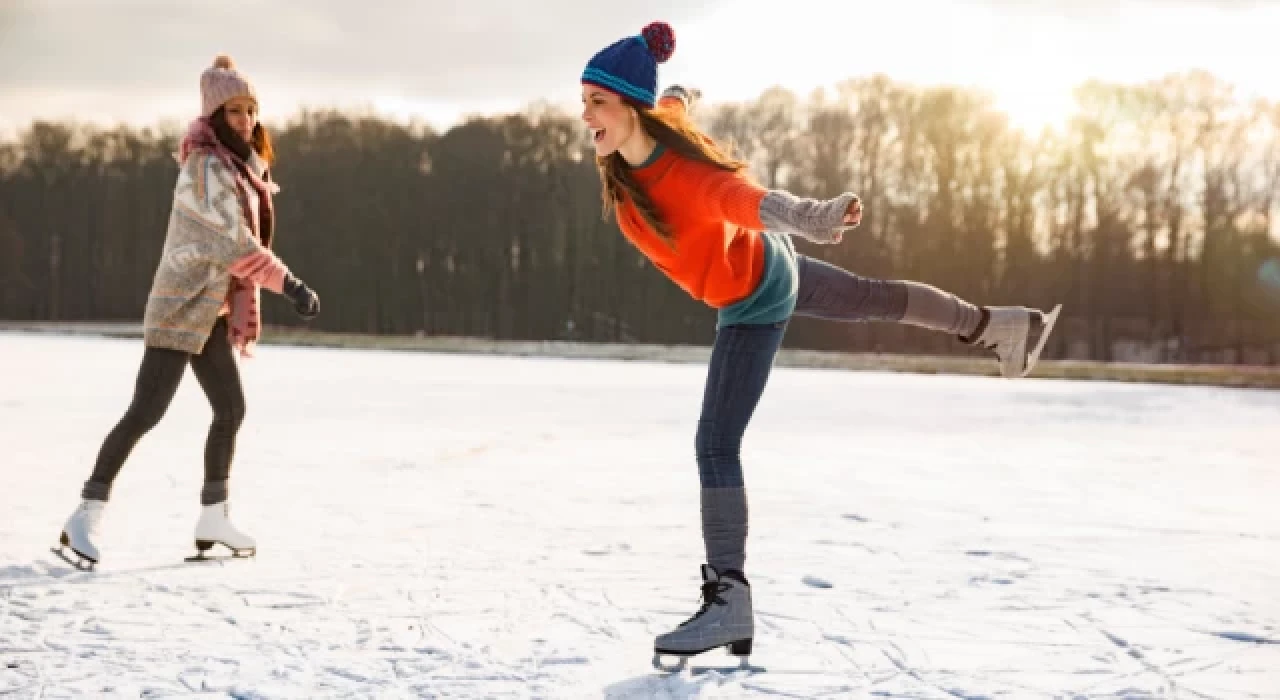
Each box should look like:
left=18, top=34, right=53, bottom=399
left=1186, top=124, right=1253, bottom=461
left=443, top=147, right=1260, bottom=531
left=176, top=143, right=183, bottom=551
left=653, top=637, right=757, bottom=674
left=688, top=658, right=766, bottom=675
left=651, top=645, right=829, bottom=676
left=51, top=532, right=96, bottom=571
left=1021, top=303, right=1062, bottom=378
left=652, top=655, right=765, bottom=675
left=184, top=552, right=255, bottom=563
left=51, top=546, right=96, bottom=571
left=652, top=653, right=687, bottom=673
left=185, top=539, right=256, bottom=563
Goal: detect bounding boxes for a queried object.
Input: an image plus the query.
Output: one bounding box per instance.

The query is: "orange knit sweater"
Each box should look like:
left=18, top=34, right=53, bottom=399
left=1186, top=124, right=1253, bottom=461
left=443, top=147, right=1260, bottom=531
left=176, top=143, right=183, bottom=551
left=616, top=146, right=772, bottom=309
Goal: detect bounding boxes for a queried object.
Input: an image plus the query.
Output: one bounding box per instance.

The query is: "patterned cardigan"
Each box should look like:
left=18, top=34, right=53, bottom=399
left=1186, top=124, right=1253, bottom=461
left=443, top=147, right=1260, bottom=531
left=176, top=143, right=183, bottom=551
left=142, top=150, right=288, bottom=355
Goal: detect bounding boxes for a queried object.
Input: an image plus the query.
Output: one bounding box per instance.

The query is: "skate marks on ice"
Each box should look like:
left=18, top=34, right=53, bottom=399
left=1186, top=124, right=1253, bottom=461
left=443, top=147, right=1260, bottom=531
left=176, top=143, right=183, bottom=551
left=0, top=571, right=588, bottom=697
left=4, top=336, right=1280, bottom=697
left=1212, top=631, right=1279, bottom=645
left=684, top=511, right=1280, bottom=699
left=10, top=531, right=1275, bottom=693
left=607, top=647, right=860, bottom=700
left=939, top=543, right=1275, bottom=696
left=1, top=552, right=252, bottom=590
left=1, top=574, right=326, bottom=696
left=802, top=576, right=834, bottom=590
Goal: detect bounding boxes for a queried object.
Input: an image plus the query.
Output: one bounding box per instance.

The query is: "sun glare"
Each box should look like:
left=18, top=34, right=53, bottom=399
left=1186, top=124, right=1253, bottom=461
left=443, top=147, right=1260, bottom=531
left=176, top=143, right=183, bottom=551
left=989, top=83, right=1079, bottom=136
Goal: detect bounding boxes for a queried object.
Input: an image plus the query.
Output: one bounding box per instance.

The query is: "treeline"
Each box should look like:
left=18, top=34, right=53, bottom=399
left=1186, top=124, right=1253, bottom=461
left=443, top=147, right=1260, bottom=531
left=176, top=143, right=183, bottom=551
left=2, top=71, right=1278, bottom=363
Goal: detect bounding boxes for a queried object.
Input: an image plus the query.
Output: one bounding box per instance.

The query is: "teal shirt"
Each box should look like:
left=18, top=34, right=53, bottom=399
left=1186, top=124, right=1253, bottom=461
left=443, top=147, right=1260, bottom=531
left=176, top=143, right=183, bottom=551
left=635, top=142, right=666, bottom=168
left=716, top=231, right=798, bottom=329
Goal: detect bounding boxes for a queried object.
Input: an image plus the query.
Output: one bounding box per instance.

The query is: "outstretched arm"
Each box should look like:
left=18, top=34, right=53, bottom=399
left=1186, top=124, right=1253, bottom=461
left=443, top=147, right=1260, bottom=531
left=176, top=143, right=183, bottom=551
left=696, top=168, right=863, bottom=244
left=663, top=84, right=863, bottom=243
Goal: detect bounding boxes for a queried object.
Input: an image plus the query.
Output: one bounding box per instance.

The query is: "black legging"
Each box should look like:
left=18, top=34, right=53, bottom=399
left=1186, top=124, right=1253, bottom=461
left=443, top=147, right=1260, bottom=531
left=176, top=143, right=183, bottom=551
left=82, top=317, right=246, bottom=505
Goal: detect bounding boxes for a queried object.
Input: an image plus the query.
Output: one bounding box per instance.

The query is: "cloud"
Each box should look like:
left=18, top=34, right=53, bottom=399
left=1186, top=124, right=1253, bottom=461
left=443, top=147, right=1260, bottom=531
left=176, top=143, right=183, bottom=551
left=3, top=0, right=1274, bottom=132
left=0, top=0, right=722, bottom=116
left=973, top=0, right=1274, bottom=16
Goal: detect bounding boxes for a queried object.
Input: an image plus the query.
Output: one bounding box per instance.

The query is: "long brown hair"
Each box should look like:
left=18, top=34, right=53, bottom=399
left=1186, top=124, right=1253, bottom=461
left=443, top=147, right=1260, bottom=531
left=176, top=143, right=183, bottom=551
left=209, top=106, right=276, bottom=246
left=596, top=100, right=748, bottom=242
left=209, top=106, right=275, bottom=166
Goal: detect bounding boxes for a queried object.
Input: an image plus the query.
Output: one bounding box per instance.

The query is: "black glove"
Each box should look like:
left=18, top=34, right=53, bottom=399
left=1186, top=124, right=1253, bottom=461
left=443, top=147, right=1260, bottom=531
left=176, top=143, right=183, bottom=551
left=282, top=273, right=319, bottom=320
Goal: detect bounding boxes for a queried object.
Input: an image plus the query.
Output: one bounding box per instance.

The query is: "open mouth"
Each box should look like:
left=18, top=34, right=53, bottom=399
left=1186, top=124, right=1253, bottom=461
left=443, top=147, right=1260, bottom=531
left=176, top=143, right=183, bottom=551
left=592, top=128, right=606, bottom=144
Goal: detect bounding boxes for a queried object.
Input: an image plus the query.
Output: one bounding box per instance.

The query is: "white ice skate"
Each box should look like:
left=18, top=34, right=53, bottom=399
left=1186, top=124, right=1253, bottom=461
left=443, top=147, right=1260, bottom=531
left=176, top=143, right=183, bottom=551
left=967, top=304, right=1062, bottom=378
left=652, top=565, right=755, bottom=672
left=188, top=501, right=256, bottom=562
left=54, top=499, right=105, bottom=571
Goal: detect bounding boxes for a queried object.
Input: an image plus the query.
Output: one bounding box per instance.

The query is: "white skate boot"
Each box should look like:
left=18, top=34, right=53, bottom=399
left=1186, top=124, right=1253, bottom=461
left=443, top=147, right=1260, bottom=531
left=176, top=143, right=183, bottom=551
left=188, top=501, right=256, bottom=561
left=55, top=499, right=105, bottom=570
left=966, top=304, right=1062, bottom=378
left=652, top=565, right=754, bottom=672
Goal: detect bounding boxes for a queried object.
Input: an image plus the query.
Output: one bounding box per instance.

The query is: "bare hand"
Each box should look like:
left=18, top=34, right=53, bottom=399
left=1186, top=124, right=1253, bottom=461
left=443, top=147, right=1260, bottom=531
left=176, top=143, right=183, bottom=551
left=828, top=198, right=862, bottom=244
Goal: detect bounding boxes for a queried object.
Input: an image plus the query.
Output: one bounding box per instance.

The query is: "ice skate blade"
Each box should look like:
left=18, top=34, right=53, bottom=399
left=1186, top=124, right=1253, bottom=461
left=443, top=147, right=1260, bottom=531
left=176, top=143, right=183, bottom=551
left=51, top=532, right=96, bottom=571
left=652, top=638, right=755, bottom=673
left=652, top=653, right=688, bottom=673
left=652, top=654, right=763, bottom=674
left=51, top=546, right=96, bottom=571
left=185, top=541, right=255, bottom=563
left=1021, top=303, right=1062, bottom=378
left=689, top=659, right=765, bottom=675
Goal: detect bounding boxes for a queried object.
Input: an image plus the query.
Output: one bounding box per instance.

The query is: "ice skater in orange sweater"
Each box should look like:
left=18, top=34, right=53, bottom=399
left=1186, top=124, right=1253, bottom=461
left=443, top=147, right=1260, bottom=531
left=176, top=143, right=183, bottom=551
left=581, top=22, right=1061, bottom=669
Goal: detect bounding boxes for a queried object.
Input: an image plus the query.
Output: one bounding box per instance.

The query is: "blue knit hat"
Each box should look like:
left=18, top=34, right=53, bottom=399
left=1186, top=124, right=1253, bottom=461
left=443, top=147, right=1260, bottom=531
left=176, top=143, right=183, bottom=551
left=581, top=22, right=676, bottom=108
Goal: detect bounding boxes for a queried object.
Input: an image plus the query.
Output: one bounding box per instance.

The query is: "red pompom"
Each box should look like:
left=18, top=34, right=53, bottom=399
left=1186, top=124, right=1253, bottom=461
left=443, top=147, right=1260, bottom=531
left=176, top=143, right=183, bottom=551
left=641, top=21, right=675, bottom=63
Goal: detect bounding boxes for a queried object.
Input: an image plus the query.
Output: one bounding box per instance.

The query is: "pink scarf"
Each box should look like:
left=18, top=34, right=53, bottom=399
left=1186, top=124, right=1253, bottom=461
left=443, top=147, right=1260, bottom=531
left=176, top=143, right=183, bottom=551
left=178, top=118, right=276, bottom=357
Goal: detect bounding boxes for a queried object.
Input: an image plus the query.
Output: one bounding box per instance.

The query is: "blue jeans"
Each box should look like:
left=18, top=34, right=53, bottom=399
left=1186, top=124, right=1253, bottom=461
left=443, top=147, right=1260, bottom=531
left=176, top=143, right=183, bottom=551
left=695, top=321, right=788, bottom=488
left=695, top=255, right=907, bottom=488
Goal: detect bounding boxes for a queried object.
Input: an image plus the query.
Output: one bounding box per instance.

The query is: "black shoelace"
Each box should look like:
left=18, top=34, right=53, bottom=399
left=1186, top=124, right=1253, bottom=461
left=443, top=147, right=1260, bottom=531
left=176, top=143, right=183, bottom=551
left=680, top=580, right=732, bottom=627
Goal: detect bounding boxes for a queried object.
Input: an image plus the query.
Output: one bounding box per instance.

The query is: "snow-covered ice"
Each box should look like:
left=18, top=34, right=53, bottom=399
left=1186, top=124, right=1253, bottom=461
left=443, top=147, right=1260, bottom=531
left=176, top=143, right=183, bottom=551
left=1, top=331, right=1277, bottom=698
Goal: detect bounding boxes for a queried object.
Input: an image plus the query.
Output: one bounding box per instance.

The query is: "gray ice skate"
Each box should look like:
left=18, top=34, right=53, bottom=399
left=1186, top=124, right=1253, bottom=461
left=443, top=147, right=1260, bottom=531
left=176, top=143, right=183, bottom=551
left=966, top=303, right=1062, bottom=378
left=652, top=565, right=754, bottom=672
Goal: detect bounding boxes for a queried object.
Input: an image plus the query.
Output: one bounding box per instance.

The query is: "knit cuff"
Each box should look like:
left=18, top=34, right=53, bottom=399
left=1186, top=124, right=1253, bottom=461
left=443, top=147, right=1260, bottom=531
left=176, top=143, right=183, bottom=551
left=228, top=249, right=288, bottom=294
left=659, top=85, right=700, bottom=112
left=759, top=190, right=857, bottom=243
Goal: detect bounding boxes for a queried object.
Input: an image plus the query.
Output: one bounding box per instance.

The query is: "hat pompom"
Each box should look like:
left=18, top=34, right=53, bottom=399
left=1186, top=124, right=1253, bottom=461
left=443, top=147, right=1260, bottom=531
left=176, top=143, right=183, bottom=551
left=641, top=22, right=675, bottom=63
left=213, top=54, right=235, bottom=70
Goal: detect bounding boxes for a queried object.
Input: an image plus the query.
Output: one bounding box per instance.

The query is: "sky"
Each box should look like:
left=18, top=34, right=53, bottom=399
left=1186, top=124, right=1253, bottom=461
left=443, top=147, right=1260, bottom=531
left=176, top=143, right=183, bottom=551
left=1, top=0, right=1278, bottom=136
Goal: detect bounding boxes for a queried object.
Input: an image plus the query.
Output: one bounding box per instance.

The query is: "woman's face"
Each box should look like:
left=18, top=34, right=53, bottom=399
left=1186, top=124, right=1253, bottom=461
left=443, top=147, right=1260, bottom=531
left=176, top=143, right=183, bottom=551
left=223, top=96, right=258, bottom=144
left=580, top=85, right=636, bottom=158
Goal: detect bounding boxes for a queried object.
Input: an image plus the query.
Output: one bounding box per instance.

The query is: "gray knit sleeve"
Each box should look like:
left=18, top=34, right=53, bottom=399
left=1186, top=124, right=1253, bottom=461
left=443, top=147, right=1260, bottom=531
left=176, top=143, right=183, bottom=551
left=758, top=190, right=858, bottom=243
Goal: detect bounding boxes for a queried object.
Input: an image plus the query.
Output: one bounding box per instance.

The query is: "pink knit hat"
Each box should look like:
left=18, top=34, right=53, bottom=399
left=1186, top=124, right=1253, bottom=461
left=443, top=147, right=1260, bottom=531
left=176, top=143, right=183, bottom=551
left=200, top=54, right=257, bottom=117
